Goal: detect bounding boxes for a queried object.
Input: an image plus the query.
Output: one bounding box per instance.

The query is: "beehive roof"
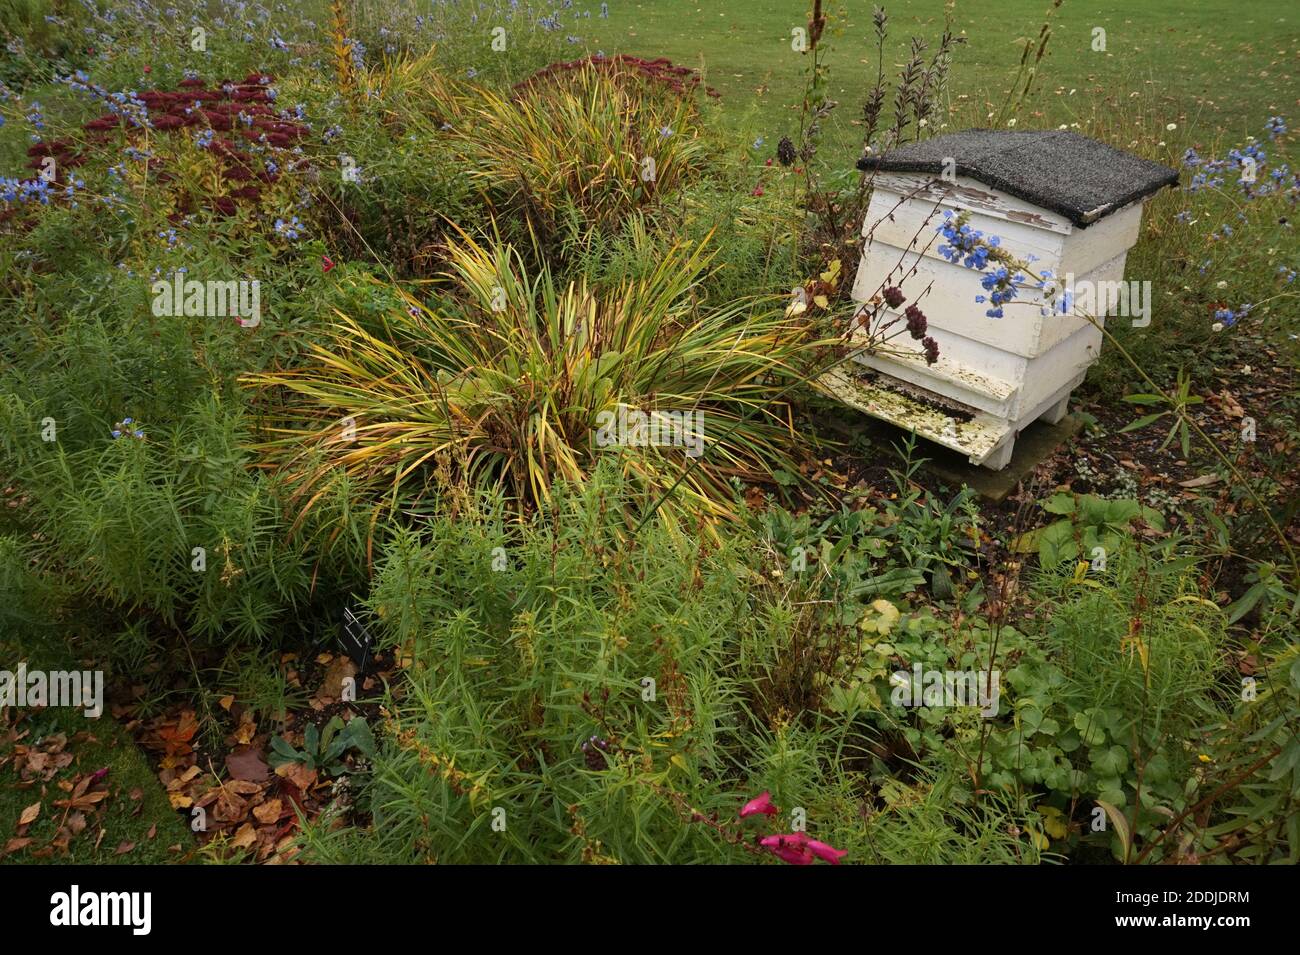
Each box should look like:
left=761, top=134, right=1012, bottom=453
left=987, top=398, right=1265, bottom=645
left=856, top=129, right=1179, bottom=227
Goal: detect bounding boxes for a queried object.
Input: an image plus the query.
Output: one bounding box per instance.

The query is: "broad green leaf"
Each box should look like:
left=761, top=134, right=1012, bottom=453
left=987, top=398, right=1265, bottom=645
left=1042, top=493, right=1077, bottom=516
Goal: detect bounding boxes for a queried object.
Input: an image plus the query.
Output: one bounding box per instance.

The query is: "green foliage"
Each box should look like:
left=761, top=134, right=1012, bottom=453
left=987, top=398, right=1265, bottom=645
left=270, top=715, right=376, bottom=775
left=966, top=545, right=1235, bottom=860
left=1, top=0, right=1295, bottom=870
left=0, top=392, right=323, bottom=642
left=1194, top=569, right=1300, bottom=863
left=295, top=466, right=1038, bottom=864
left=1018, top=492, right=1165, bottom=568
left=305, top=52, right=477, bottom=278
left=1119, top=369, right=1204, bottom=458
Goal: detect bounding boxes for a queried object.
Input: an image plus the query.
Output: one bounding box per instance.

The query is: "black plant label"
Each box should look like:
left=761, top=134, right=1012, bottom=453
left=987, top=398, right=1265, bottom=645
left=339, top=606, right=373, bottom=672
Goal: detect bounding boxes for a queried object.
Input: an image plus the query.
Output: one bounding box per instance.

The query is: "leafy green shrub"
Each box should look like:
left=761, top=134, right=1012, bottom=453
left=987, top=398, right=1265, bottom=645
left=946, top=544, right=1231, bottom=860
left=305, top=52, right=477, bottom=278
left=295, top=465, right=1038, bottom=864
left=0, top=0, right=95, bottom=85
left=1017, top=492, right=1165, bottom=568
left=0, top=391, right=321, bottom=642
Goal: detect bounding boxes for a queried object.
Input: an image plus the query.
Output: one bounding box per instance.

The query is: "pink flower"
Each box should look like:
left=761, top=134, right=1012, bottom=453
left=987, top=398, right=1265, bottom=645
left=322, top=255, right=335, bottom=273
left=760, top=833, right=847, bottom=866
left=740, top=790, right=778, bottom=819
left=752, top=184, right=764, bottom=197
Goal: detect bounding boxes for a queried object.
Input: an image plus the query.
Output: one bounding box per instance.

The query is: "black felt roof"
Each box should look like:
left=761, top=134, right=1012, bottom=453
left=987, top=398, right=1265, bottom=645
left=856, top=129, right=1179, bottom=227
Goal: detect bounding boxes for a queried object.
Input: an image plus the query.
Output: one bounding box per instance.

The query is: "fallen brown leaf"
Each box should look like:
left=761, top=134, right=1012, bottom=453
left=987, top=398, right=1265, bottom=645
left=230, top=822, right=258, bottom=850
left=226, top=746, right=270, bottom=783
left=253, top=798, right=283, bottom=825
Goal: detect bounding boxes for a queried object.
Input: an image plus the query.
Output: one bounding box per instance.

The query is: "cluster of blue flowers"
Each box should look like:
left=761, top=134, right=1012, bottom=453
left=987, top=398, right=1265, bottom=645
left=60, top=72, right=152, bottom=128
left=1, top=176, right=45, bottom=203
left=1187, top=167, right=1226, bottom=192
left=1213, top=303, right=1251, bottom=328
left=1182, top=118, right=1295, bottom=200
left=111, top=417, right=145, bottom=440
left=275, top=215, right=304, bottom=240
left=975, top=266, right=1030, bottom=318
left=936, top=211, right=998, bottom=270
left=0, top=176, right=73, bottom=205
left=933, top=212, right=1076, bottom=318
left=26, top=101, right=45, bottom=135
left=346, top=37, right=366, bottom=72
left=935, top=212, right=1041, bottom=318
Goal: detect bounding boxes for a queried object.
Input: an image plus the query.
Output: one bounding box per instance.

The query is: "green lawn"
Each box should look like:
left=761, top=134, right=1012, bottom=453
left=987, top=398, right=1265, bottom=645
left=0, top=636, right=193, bottom=865
left=580, top=0, right=1298, bottom=154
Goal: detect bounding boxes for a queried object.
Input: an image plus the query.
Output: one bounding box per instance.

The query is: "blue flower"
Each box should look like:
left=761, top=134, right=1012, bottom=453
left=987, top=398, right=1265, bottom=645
left=275, top=215, right=304, bottom=240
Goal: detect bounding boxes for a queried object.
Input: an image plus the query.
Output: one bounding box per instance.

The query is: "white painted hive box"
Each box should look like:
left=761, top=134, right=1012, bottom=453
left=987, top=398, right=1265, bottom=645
left=827, top=130, right=1178, bottom=470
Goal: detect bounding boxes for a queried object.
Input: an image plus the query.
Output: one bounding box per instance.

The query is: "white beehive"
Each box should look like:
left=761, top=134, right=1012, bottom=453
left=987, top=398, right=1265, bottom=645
left=823, top=130, right=1177, bottom=470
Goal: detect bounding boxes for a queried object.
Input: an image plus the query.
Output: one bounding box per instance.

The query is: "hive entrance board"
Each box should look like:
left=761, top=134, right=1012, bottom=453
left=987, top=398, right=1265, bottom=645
left=817, top=365, right=1011, bottom=466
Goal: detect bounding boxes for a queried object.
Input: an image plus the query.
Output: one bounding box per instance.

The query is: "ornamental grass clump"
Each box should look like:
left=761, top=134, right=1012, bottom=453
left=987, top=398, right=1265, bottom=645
left=453, top=61, right=709, bottom=241
left=246, top=226, right=813, bottom=533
